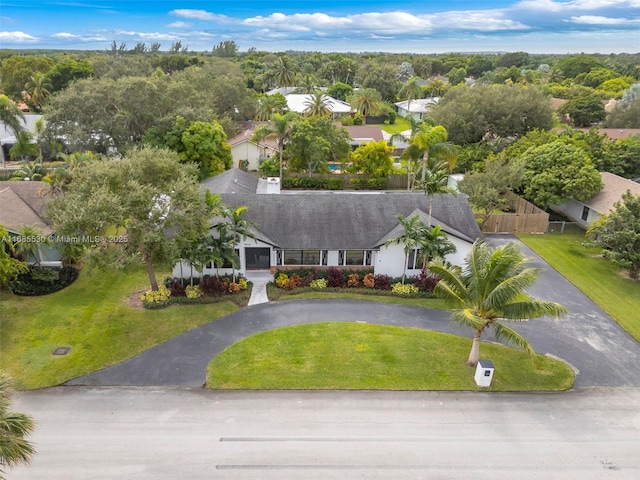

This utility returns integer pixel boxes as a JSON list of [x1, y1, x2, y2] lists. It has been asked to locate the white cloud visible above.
[[0, 31, 38, 42], [53, 32, 78, 38], [53, 32, 107, 41], [569, 14, 640, 24], [167, 21, 191, 28], [170, 9, 231, 22], [516, 0, 640, 11]]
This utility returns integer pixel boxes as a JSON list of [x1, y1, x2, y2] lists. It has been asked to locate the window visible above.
[[280, 250, 322, 265], [339, 250, 372, 266], [407, 249, 422, 270], [581, 206, 589, 222]]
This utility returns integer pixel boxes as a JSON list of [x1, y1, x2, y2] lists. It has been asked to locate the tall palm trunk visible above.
[[421, 151, 429, 182], [467, 329, 482, 366]]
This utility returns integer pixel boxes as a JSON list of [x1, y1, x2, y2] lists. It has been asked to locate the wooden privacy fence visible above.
[[481, 193, 549, 234]]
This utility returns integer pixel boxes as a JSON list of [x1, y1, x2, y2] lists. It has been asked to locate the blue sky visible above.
[[1, 0, 640, 53]]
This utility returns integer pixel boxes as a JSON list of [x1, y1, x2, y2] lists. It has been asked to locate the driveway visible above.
[[67, 236, 640, 388]]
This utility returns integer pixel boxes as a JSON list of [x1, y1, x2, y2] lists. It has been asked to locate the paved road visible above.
[[10, 387, 640, 479], [68, 236, 640, 388]]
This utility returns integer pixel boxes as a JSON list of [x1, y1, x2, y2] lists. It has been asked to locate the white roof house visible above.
[[284, 94, 352, 118], [395, 98, 440, 121]]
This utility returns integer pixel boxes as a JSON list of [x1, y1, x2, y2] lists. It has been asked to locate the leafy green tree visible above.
[[0, 373, 36, 478], [12, 225, 46, 265], [44, 58, 93, 92], [600, 136, 640, 178], [0, 226, 29, 289], [412, 123, 457, 183], [587, 191, 640, 279], [558, 95, 607, 127], [605, 97, 640, 128], [432, 85, 554, 144], [252, 111, 298, 181], [350, 140, 394, 177], [447, 67, 467, 86], [429, 241, 567, 366], [0, 55, 54, 99], [0, 95, 27, 167], [212, 41, 238, 58], [287, 117, 350, 174], [417, 224, 457, 268], [326, 82, 353, 102], [554, 55, 606, 79], [347, 88, 385, 125], [47, 146, 210, 290], [597, 77, 633, 98], [519, 141, 603, 208], [458, 157, 524, 228], [497, 52, 530, 68], [467, 55, 495, 78], [355, 61, 400, 101]]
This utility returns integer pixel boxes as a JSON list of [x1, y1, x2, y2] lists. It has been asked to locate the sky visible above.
[[1, 0, 640, 54]]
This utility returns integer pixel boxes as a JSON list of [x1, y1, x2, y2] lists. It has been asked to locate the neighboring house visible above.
[[173, 169, 481, 279], [284, 94, 352, 118], [575, 128, 640, 140], [550, 172, 640, 228], [341, 125, 385, 149], [0, 181, 62, 267], [227, 126, 278, 171], [0, 114, 42, 161], [394, 98, 439, 121]]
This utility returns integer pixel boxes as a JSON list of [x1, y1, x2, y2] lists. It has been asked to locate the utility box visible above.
[[474, 359, 495, 387], [266, 177, 281, 194]]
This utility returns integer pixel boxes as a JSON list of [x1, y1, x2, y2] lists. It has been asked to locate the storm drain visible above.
[[52, 346, 71, 356]]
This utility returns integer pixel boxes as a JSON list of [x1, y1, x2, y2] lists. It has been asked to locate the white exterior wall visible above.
[[230, 142, 273, 171], [551, 200, 601, 228]]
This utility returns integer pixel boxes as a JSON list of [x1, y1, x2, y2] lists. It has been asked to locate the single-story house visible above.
[[340, 125, 385, 149], [0, 181, 63, 267], [394, 98, 439, 121], [1, 114, 42, 163], [284, 94, 352, 119], [227, 126, 278, 171], [550, 172, 640, 228], [173, 169, 481, 279]]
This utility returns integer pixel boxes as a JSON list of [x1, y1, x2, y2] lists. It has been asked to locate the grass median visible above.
[[207, 323, 574, 391]]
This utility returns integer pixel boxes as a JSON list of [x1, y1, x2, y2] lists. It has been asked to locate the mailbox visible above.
[[474, 359, 495, 387]]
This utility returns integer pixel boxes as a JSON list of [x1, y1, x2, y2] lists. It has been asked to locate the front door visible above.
[[245, 248, 271, 269]]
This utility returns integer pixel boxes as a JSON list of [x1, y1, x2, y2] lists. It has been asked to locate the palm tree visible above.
[[209, 225, 239, 277], [415, 157, 455, 227], [24, 72, 53, 111], [429, 241, 567, 366], [302, 91, 331, 118], [223, 206, 257, 282], [417, 225, 456, 268], [0, 95, 26, 168], [274, 56, 296, 88], [398, 76, 423, 113], [0, 373, 36, 477], [296, 74, 318, 94], [385, 215, 429, 284], [412, 123, 457, 184], [252, 111, 298, 182], [9, 132, 38, 163], [255, 95, 286, 121], [13, 225, 46, 265], [347, 88, 385, 125]]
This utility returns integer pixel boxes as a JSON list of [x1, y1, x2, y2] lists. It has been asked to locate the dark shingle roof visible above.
[[219, 192, 481, 249], [0, 181, 53, 234]]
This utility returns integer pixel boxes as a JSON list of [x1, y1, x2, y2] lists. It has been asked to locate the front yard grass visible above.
[[377, 117, 411, 134], [0, 266, 238, 390], [207, 323, 574, 391], [519, 233, 640, 342]]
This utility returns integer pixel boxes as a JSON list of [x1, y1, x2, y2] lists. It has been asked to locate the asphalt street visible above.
[[10, 387, 640, 479]]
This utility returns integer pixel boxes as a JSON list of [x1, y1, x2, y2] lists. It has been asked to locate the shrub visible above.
[[284, 273, 301, 290], [310, 278, 327, 289], [185, 285, 202, 299], [8, 265, 79, 296], [141, 285, 171, 306], [347, 273, 360, 288], [363, 273, 375, 289], [282, 176, 344, 190], [238, 278, 248, 291], [327, 267, 346, 288], [228, 282, 242, 293], [374, 274, 392, 290], [169, 281, 186, 297], [275, 273, 289, 288], [391, 282, 419, 296], [413, 268, 440, 293], [349, 177, 387, 190]]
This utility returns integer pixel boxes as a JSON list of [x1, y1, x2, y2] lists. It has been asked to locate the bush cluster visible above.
[[271, 267, 440, 297], [349, 177, 387, 190], [142, 275, 249, 308], [9, 266, 79, 296], [282, 176, 344, 190]]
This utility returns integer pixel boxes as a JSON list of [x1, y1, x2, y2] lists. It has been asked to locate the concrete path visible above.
[[67, 236, 640, 388], [245, 270, 272, 306]]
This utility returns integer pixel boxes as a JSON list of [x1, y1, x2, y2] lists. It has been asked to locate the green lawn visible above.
[[0, 266, 238, 390], [377, 117, 411, 134], [519, 233, 640, 341], [207, 323, 574, 391]]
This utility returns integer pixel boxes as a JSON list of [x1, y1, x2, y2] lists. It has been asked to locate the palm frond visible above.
[[500, 300, 568, 321], [450, 309, 487, 331], [485, 267, 541, 311], [493, 322, 536, 360]]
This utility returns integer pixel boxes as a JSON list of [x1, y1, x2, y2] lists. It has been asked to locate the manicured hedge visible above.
[[9, 266, 79, 296], [282, 176, 344, 190]]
